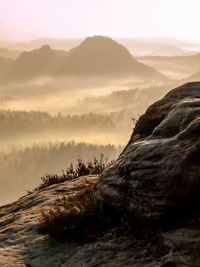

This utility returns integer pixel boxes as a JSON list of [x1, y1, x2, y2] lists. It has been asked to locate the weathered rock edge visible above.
[[1, 175, 191, 267], [95, 82, 200, 221]]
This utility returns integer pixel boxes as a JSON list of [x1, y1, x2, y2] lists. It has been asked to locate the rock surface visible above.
[[0, 176, 101, 267], [0, 175, 172, 266], [95, 82, 200, 221], [1, 174, 200, 267]]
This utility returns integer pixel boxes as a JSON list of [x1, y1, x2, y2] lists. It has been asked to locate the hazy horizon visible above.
[[1, 0, 200, 42], [1, 36, 200, 44]]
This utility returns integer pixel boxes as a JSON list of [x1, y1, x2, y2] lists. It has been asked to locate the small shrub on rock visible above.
[[35, 155, 108, 190]]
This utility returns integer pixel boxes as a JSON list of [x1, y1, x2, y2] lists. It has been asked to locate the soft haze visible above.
[[1, 0, 200, 42], [0, 0, 199, 217]]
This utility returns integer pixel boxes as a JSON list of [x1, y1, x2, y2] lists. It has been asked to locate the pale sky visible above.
[[0, 0, 200, 42]]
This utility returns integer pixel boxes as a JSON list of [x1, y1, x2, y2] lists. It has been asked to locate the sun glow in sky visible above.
[[1, 0, 200, 42]]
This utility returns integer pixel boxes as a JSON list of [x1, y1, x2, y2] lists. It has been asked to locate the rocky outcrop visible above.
[[1, 174, 200, 267], [95, 82, 200, 221]]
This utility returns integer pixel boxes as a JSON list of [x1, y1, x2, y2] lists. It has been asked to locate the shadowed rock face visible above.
[[95, 82, 200, 221]]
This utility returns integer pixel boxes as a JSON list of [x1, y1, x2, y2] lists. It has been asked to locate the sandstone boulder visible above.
[[95, 82, 200, 221]]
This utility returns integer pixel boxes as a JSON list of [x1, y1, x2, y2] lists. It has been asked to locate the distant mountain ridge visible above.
[[1, 45, 68, 82], [136, 53, 200, 79], [0, 36, 167, 83], [117, 38, 196, 56], [1, 36, 200, 56]]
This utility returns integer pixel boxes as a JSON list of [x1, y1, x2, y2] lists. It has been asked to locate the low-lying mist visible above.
[[0, 74, 179, 205], [0, 109, 134, 153], [0, 76, 174, 114]]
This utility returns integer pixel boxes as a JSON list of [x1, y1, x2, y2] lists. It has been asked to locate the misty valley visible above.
[[2, 1, 200, 265], [0, 35, 200, 205]]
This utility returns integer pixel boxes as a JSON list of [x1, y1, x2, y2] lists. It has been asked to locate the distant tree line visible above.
[[0, 110, 117, 139], [0, 141, 123, 205]]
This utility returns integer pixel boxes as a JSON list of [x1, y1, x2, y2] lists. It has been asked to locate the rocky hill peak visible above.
[[58, 35, 167, 79], [77, 35, 131, 56]]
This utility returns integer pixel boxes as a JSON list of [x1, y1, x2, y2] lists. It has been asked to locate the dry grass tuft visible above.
[[38, 181, 102, 240]]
